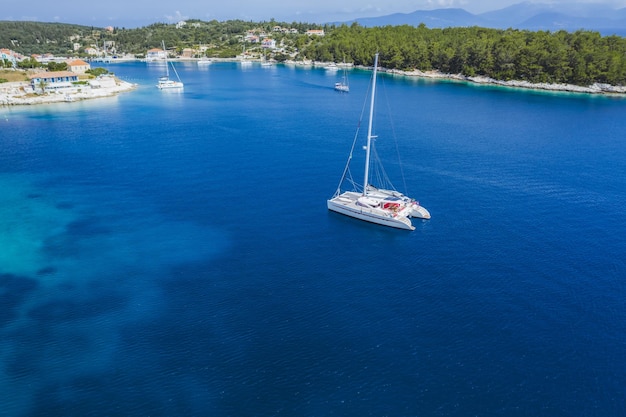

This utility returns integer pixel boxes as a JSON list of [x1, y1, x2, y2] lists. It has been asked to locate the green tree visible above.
[[47, 61, 68, 71], [17, 57, 40, 69]]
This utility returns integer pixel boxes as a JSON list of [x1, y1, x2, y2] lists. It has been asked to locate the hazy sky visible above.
[[2, 0, 626, 27]]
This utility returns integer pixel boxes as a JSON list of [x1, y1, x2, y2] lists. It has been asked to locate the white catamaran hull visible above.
[[410, 204, 431, 219], [327, 193, 415, 230], [157, 80, 184, 89]]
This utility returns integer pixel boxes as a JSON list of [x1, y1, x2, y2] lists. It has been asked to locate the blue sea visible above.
[[1, 61, 625, 416]]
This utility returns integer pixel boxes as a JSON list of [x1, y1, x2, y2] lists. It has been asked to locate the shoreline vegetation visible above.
[[1, 58, 624, 107]]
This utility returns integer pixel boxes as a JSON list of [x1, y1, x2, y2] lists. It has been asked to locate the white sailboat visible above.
[[156, 41, 184, 89], [240, 45, 252, 66], [197, 44, 212, 65], [327, 53, 430, 230], [261, 50, 273, 67], [334, 59, 350, 92]]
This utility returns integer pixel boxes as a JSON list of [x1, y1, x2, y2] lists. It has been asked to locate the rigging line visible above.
[[380, 74, 410, 195], [370, 142, 394, 190], [334, 118, 364, 194], [333, 70, 375, 195]]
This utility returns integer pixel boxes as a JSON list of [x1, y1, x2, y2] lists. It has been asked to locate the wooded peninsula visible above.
[[1, 20, 626, 87]]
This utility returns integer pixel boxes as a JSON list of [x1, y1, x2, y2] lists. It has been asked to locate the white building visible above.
[[305, 29, 325, 36], [262, 38, 277, 49], [29, 71, 79, 92], [146, 48, 167, 61]]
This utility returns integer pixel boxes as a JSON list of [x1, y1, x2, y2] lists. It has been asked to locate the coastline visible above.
[[382, 67, 626, 96], [284, 60, 626, 96], [0, 76, 137, 106], [76, 58, 626, 96], [3, 59, 625, 105]]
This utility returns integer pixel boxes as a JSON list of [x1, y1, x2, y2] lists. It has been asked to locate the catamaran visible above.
[[327, 53, 430, 230], [156, 41, 184, 89]]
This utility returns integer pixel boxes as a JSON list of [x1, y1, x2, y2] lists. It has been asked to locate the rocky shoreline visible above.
[[0, 76, 136, 106], [294, 60, 626, 95], [382, 68, 626, 95]]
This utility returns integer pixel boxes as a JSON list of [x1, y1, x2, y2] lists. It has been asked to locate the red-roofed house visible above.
[[67, 59, 90, 74], [146, 48, 166, 61], [261, 38, 276, 49]]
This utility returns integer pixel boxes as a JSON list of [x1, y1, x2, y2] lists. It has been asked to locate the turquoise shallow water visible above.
[[1, 61, 625, 416]]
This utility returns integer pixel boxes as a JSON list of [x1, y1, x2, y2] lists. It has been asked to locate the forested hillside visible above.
[[0, 20, 321, 56], [0, 21, 98, 54], [302, 24, 626, 86], [2, 20, 626, 86]]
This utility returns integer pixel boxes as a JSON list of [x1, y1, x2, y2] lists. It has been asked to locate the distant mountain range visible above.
[[334, 1, 626, 36]]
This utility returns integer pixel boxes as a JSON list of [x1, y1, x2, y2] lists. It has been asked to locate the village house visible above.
[[34, 53, 58, 64], [103, 40, 116, 55], [146, 48, 166, 61], [0, 48, 19, 67], [261, 38, 276, 49], [181, 48, 194, 58], [29, 71, 79, 92], [244, 31, 260, 43], [272, 26, 298, 34], [305, 29, 325, 36], [67, 59, 91, 74]]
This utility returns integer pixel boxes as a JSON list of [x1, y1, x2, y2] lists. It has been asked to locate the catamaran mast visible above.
[[162, 40, 170, 78], [363, 53, 379, 196]]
